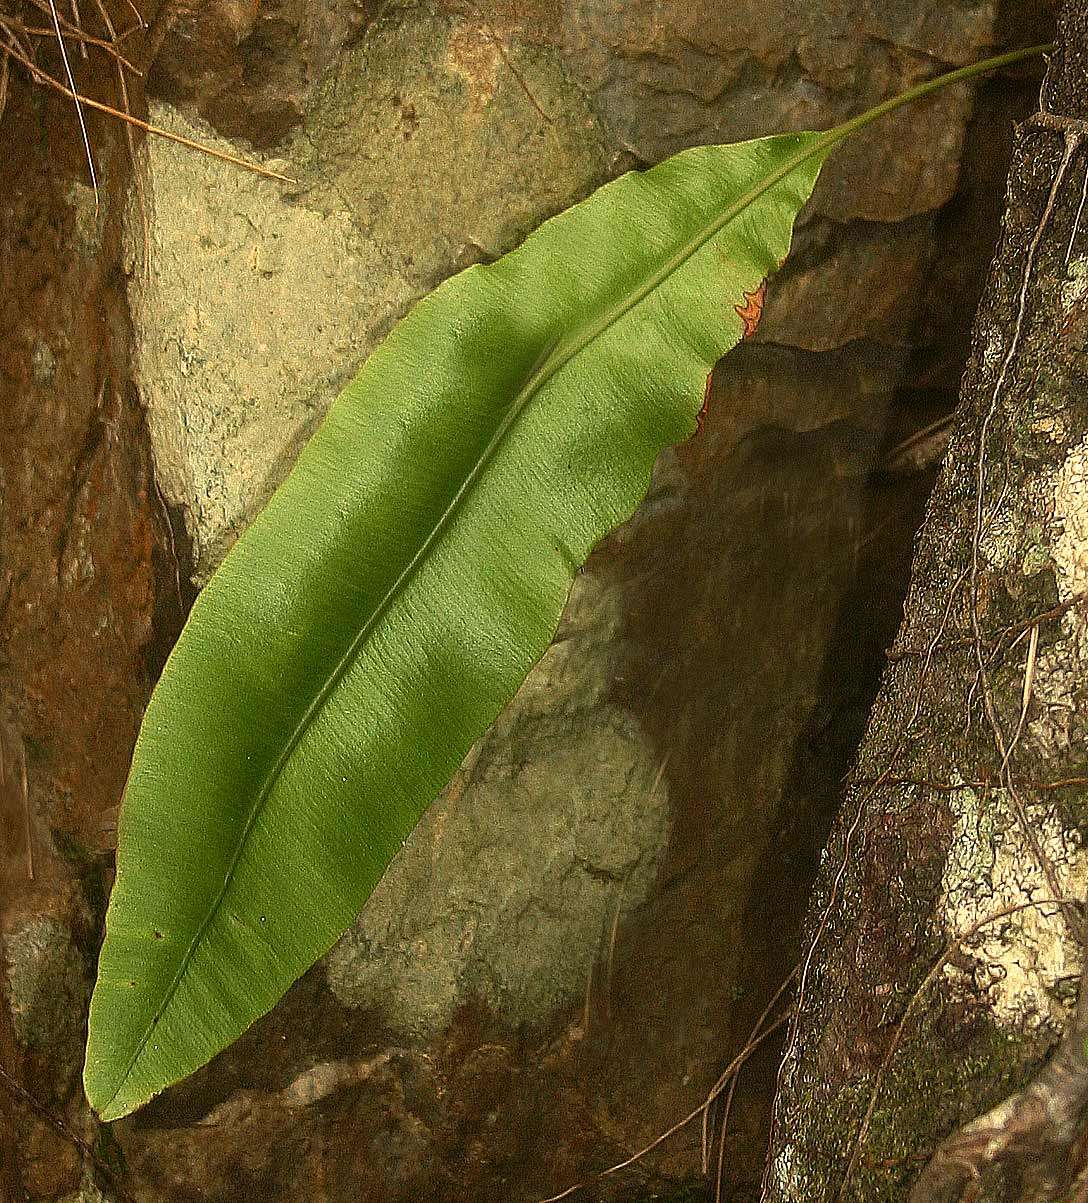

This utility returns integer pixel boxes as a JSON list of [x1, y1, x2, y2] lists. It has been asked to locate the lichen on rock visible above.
[[1053, 434, 1088, 605], [325, 570, 670, 1033], [4, 917, 88, 1085], [129, 2, 610, 583]]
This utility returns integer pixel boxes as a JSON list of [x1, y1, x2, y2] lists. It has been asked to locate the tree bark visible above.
[[767, 4, 1088, 1199]]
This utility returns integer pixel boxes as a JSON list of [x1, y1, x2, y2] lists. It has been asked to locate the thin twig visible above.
[[707, 974, 798, 1201], [704, 965, 798, 1171], [0, 16, 141, 73], [886, 590, 1088, 662], [152, 476, 183, 614], [89, 0, 148, 273], [1066, 155, 1088, 265], [763, 562, 971, 1193], [0, 1063, 138, 1203], [882, 412, 955, 471], [0, 19, 34, 67], [0, 47, 9, 127], [2, 39, 296, 181], [23, 0, 79, 35], [896, 109, 1088, 1203], [999, 621, 1038, 778], [46, 0, 98, 208], [68, 0, 86, 58], [714, 1074, 734, 1203], [852, 773, 1088, 794], [537, 1011, 792, 1203], [968, 126, 1084, 943], [460, 1, 553, 124]]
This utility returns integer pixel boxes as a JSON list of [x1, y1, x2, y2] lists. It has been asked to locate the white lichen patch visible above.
[[1029, 413, 1068, 443], [1020, 539, 1052, 578], [976, 313, 1009, 392], [324, 571, 672, 1034], [765, 1056, 825, 1203], [939, 784, 1086, 1034], [1053, 435, 1088, 605], [1061, 256, 1088, 316], [977, 502, 1023, 572], [980, 476, 1053, 575], [128, 105, 392, 584], [129, 8, 609, 582], [1026, 642, 1078, 759], [1038, 433, 1088, 753], [768, 1140, 809, 1203]]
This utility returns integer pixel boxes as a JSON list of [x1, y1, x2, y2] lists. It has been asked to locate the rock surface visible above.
[[324, 572, 671, 1036], [132, 7, 612, 581]]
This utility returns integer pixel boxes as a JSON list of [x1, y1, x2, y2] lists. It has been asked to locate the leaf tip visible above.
[[83, 1061, 143, 1123], [83, 1017, 144, 1123]]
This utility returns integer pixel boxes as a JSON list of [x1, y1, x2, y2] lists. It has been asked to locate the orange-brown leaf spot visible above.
[[734, 280, 767, 339]]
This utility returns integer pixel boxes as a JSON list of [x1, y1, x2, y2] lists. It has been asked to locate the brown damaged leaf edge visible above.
[[699, 278, 769, 432]]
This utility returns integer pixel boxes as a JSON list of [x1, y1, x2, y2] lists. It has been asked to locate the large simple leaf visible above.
[[82, 45, 1041, 1122]]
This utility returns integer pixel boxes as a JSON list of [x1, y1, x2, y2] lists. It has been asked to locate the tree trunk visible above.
[[767, 4, 1088, 1199]]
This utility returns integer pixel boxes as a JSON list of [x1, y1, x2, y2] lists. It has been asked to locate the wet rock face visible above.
[[0, 13, 171, 1199], [560, 0, 987, 218], [0, 0, 1041, 1199]]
